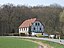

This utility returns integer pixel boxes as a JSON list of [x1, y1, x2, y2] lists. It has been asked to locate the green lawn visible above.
[[0, 37, 64, 48], [29, 39, 64, 48], [0, 37, 38, 48]]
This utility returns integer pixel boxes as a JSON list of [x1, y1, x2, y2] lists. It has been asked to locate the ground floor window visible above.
[[40, 28, 41, 30], [34, 27, 35, 30]]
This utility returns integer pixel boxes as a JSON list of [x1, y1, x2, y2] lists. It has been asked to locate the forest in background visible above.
[[0, 3, 64, 36]]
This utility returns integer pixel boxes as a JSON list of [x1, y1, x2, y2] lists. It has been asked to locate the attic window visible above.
[[38, 23, 40, 26], [35, 23, 37, 26]]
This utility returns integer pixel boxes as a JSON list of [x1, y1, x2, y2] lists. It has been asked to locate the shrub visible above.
[[60, 36, 64, 39], [36, 34, 43, 37], [13, 33, 19, 36]]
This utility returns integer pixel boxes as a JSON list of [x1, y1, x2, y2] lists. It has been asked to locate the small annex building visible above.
[[19, 18, 44, 36]]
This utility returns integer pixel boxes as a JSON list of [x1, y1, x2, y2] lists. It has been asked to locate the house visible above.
[[19, 18, 44, 36]]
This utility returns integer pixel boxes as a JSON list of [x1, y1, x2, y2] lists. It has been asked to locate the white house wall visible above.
[[19, 27, 29, 34]]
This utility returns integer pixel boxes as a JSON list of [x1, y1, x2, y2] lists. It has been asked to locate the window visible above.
[[20, 28, 21, 31], [33, 27, 35, 30], [35, 23, 40, 26], [38, 23, 40, 26], [22, 28, 23, 31], [26, 28, 27, 30], [40, 28, 41, 30], [35, 23, 37, 26], [24, 28, 25, 30]]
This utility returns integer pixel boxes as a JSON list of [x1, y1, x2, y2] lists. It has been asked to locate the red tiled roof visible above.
[[19, 18, 36, 28]]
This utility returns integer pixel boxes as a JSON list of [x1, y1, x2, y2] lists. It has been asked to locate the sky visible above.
[[0, 0, 64, 6]]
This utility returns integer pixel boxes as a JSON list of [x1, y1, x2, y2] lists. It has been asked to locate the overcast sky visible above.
[[0, 0, 64, 6]]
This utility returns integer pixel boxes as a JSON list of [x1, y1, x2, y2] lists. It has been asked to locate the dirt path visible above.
[[38, 45, 43, 48], [22, 39, 53, 48]]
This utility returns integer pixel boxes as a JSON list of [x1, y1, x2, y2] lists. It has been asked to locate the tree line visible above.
[[0, 3, 64, 36]]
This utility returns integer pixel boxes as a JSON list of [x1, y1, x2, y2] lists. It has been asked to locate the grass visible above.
[[29, 39, 64, 48], [0, 36, 64, 48], [0, 37, 38, 48]]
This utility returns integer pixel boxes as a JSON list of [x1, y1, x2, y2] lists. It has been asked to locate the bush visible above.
[[42, 36, 49, 38], [3, 33, 9, 36], [60, 36, 64, 39], [36, 34, 43, 37], [13, 33, 19, 36]]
